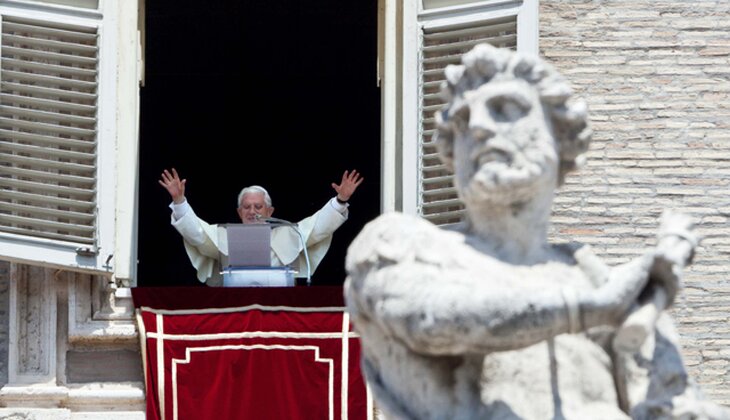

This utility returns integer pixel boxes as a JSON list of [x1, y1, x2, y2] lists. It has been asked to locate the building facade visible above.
[[541, 0, 730, 405]]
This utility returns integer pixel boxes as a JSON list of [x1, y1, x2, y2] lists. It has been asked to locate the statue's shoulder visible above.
[[346, 212, 464, 269], [349, 211, 457, 249]]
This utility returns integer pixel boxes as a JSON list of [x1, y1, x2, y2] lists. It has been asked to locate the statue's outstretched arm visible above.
[[345, 213, 657, 355]]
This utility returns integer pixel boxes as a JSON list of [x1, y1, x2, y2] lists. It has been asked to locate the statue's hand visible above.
[[652, 210, 697, 306], [657, 210, 696, 265], [612, 211, 697, 352], [594, 253, 655, 326]]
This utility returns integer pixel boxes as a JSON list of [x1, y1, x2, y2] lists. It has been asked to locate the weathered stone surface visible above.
[[66, 350, 143, 383], [0, 264, 142, 416]]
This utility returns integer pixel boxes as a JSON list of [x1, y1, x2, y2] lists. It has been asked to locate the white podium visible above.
[[217, 223, 300, 287], [222, 267, 296, 287]]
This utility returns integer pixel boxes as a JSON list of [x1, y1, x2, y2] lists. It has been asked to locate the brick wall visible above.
[[541, 0, 730, 405]]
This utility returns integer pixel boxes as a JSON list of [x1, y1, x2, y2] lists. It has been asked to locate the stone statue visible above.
[[344, 44, 729, 420]]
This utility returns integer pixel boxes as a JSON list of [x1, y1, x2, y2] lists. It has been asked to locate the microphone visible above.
[[253, 214, 311, 285], [256, 215, 296, 226]]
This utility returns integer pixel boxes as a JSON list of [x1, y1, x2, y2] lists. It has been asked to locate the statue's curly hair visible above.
[[433, 44, 592, 184]]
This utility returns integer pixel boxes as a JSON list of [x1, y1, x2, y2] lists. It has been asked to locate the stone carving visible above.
[[344, 44, 729, 419], [2, 264, 143, 416]]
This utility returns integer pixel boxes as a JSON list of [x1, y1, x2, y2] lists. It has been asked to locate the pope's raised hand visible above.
[[158, 168, 187, 204], [331, 169, 364, 202]]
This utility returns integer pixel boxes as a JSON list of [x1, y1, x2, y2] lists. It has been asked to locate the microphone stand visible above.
[[256, 216, 311, 286]]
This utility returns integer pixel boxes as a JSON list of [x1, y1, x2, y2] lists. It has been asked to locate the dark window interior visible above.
[[138, 0, 381, 286]]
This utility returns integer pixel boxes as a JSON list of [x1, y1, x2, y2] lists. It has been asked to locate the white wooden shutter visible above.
[[419, 16, 517, 225], [36, 0, 99, 8], [0, 16, 99, 247], [0, 1, 140, 280]]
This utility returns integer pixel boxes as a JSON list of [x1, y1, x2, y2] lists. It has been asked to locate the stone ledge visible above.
[[0, 382, 145, 412], [0, 409, 145, 420], [66, 382, 145, 411], [67, 321, 138, 345], [0, 386, 66, 408]]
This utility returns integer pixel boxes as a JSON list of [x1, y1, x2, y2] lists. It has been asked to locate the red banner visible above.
[[134, 287, 370, 420]]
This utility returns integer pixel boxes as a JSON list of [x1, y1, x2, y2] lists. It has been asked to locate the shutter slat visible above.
[[423, 175, 457, 186], [0, 151, 94, 173], [422, 210, 465, 225], [423, 148, 440, 159], [423, 189, 459, 200], [422, 34, 517, 56], [2, 21, 96, 43], [0, 177, 95, 199], [423, 164, 451, 175], [423, 21, 516, 40], [422, 129, 436, 138], [2, 33, 97, 56], [422, 198, 464, 210], [0, 92, 96, 114], [0, 139, 95, 162], [422, 80, 447, 91], [0, 189, 94, 210], [1, 69, 97, 90], [2, 80, 97, 102], [1, 45, 97, 67], [422, 103, 442, 114], [2, 57, 96, 78], [0, 213, 93, 233], [0, 128, 95, 150], [0, 165, 95, 187], [0, 201, 94, 223], [423, 68, 448, 77], [0, 104, 96, 127], [0, 116, 96, 138], [0, 224, 94, 244]]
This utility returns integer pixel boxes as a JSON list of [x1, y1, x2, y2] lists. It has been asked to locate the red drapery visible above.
[[133, 287, 370, 420]]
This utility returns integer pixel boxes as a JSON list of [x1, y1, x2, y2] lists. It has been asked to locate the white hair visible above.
[[237, 185, 272, 208]]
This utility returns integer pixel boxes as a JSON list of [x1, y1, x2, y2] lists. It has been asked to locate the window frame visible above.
[[379, 0, 538, 215]]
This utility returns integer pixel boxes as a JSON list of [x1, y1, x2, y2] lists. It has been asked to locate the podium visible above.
[[217, 223, 307, 287], [132, 286, 371, 420], [222, 267, 296, 287]]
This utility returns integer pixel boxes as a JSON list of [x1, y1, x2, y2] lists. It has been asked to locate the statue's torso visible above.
[[347, 213, 627, 419]]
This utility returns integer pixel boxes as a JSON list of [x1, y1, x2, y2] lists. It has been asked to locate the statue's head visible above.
[[434, 44, 591, 207]]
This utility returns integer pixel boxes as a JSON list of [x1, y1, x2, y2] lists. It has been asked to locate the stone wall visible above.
[[0, 260, 8, 387], [0, 262, 144, 418], [541, 0, 730, 405]]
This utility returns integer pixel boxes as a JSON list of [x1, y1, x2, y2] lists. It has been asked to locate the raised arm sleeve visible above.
[[168, 200, 221, 283]]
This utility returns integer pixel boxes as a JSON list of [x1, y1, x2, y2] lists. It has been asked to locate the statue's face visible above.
[[450, 79, 559, 206]]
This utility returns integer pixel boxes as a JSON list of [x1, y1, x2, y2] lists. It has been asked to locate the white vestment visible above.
[[170, 198, 348, 286]]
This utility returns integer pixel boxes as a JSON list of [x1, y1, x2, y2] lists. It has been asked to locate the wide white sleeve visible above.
[[270, 197, 348, 276], [169, 200, 208, 247], [168, 201, 221, 283], [308, 197, 348, 246]]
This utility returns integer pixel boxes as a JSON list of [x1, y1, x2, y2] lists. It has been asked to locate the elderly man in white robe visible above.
[[159, 168, 363, 286]]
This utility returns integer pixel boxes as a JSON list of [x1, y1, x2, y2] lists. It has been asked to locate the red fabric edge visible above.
[[131, 286, 346, 309]]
